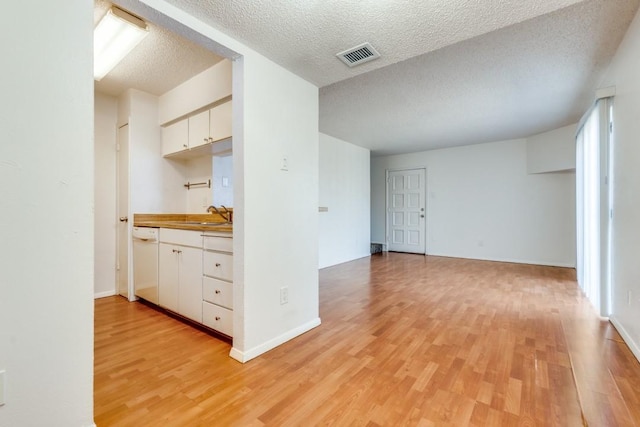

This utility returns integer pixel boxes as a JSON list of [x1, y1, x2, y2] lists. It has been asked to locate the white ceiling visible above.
[[100, 0, 639, 155]]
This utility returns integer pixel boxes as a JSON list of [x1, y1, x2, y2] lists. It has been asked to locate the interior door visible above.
[[387, 168, 426, 254], [117, 124, 130, 299]]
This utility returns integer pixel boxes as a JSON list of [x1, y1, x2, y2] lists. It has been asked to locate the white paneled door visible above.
[[387, 168, 426, 254]]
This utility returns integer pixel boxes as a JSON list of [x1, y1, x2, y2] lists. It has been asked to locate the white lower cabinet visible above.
[[203, 235, 233, 337], [203, 276, 233, 309], [178, 245, 203, 322], [158, 229, 203, 323], [156, 229, 233, 337], [158, 243, 180, 313], [202, 302, 233, 336]]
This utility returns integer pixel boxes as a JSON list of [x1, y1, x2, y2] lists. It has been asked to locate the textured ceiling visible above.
[[321, 0, 640, 155], [164, 0, 591, 87], [103, 0, 639, 155], [93, 0, 223, 97]]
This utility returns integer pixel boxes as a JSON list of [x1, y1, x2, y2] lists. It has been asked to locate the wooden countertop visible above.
[[133, 213, 233, 233]]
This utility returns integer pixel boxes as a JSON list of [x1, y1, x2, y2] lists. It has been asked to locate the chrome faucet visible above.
[[207, 205, 232, 223]]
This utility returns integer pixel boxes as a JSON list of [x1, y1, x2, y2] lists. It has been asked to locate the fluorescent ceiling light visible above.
[[94, 7, 148, 81]]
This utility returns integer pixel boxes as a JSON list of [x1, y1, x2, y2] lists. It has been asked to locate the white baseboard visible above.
[[94, 290, 116, 299], [230, 317, 321, 363], [319, 253, 371, 269], [609, 316, 640, 364], [425, 252, 575, 269]]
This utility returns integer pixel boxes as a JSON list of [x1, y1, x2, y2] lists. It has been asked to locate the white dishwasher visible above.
[[132, 226, 159, 305]]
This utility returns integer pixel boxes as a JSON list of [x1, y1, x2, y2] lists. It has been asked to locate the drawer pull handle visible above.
[[215, 289, 221, 294], [215, 263, 221, 267], [215, 316, 221, 321]]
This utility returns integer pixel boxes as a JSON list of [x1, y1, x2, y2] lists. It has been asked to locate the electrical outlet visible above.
[[281, 156, 288, 171], [0, 370, 5, 406], [280, 287, 289, 305]]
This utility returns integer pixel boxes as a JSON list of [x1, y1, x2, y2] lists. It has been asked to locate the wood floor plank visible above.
[[94, 253, 640, 426]]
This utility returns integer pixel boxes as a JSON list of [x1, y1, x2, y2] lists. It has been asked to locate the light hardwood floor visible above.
[[94, 253, 640, 426]]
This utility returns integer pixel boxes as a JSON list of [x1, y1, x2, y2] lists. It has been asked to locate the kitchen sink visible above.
[[183, 221, 230, 226]]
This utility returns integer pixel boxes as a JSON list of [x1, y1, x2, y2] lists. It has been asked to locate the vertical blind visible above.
[[575, 98, 612, 317]]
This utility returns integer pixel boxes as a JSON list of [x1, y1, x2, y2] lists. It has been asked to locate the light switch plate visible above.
[[0, 370, 5, 406]]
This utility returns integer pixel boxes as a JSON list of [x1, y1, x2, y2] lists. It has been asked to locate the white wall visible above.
[[128, 89, 163, 213], [599, 7, 640, 361], [235, 52, 319, 361], [371, 138, 576, 267], [0, 2, 94, 426], [185, 156, 213, 212], [212, 155, 234, 206], [95, 93, 118, 298], [120, 0, 321, 362], [119, 89, 189, 214], [158, 59, 232, 125], [319, 133, 371, 268], [527, 124, 576, 173]]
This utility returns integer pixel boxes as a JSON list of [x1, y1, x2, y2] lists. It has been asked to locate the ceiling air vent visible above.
[[336, 42, 380, 67]]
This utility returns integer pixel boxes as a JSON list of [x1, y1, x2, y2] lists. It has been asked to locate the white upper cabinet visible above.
[[161, 119, 189, 156], [210, 100, 232, 142], [163, 99, 233, 158], [188, 100, 233, 150], [188, 109, 211, 150], [158, 60, 233, 159]]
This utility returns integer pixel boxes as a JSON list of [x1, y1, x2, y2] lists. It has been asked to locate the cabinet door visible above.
[[209, 100, 232, 142], [179, 245, 203, 323], [188, 109, 210, 150], [161, 119, 188, 156], [158, 243, 179, 312]]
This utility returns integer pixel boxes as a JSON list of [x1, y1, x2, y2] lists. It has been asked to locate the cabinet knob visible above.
[[183, 144, 188, 148], [215, 263, 221, 267], [215, 289, 221, 294], [203, 138, 208, 142], [215, 316, 221, 321], [208, 137, 214, 143]]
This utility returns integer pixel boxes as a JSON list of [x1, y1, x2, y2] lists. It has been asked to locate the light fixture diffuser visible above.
[[94, 7, 148, 81]]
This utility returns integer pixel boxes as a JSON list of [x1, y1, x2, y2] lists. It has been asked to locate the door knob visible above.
[[119, 216, 128, 222]]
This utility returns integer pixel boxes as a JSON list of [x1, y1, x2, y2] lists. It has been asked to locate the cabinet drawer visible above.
[[159, 228, 202, 248], [203, 236, 232, 252], [203, 251, 233, 281], [203, 276, 233, 309], [202, 302, 233, 336]]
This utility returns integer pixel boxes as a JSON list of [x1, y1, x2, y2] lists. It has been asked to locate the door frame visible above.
[[385, 167, 428, 254], [116, 122, 134, 301]]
